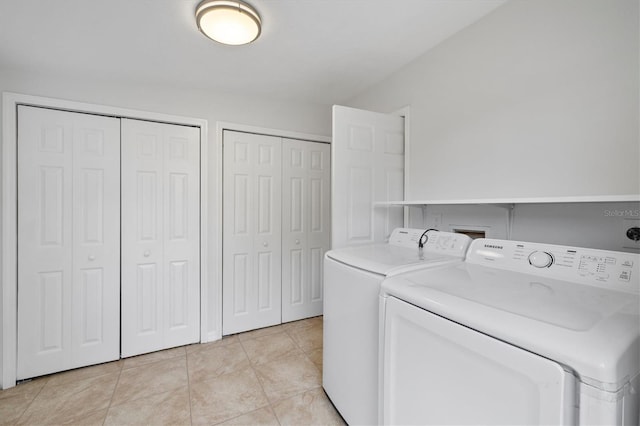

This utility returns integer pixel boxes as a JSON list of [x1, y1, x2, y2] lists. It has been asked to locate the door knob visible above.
[[88, 255, 95, 261], [144, 250, 150, 257], [295, 239, 300, 245], [263, 242, 268, 248]]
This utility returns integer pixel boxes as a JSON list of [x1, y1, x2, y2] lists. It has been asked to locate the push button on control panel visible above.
[[528, 251, 554, 268], [619, 270, 632, 282]]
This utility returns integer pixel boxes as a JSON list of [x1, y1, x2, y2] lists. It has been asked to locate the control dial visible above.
[[528, 251, 554, 268]]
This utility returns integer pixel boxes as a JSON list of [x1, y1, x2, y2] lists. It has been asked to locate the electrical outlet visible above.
[[622, 218, 640, 250]]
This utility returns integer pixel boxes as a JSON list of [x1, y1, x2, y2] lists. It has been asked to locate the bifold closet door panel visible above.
[[281, 139, 331, 322], [121, 119, 200, 357], [162, 122, 201, 350], [222, 130, 282, 335], [17, 106, 120, 379]]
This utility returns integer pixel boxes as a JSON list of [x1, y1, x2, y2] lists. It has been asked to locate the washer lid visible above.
[[326, 244, 462, 276], [381, 264, 640, 391], [326, 230, 471, 276]]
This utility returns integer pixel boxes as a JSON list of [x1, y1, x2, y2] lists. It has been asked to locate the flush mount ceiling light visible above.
[[196, 0, 261, 45]]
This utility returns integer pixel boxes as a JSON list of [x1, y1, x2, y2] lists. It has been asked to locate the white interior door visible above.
[[381, 296, 575, 425], [281, 138, 330, 322], [223, 130, 282, 335], [17, 106, 120, 379], [121, 119, 200, 357], [331, 105, 404, 249]]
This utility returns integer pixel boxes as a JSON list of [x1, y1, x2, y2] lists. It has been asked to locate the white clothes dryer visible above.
[[380, 238, 640, 425], [323, 228, 471, 425]]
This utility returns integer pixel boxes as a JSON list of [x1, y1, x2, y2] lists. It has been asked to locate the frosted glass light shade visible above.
[[196, 0, 261, 45]]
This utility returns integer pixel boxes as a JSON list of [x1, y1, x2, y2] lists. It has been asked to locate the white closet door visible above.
[[121, 119, 200, 357], [223, 131, 282, 335], [282, 139, 330, 322], [17, 106, 120, 379], [331, 105, 404, 249]]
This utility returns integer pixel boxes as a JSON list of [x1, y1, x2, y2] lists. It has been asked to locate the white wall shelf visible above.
[[375, 195, 640, 207]]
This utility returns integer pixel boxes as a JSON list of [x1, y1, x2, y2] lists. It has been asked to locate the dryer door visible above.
[[381, 296, 577, 425]]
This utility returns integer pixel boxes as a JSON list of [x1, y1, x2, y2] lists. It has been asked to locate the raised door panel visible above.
[[224, 155, 253, 323], [223, 131, 281, 335], [375, 128, 405, 243], [282, 139, 330, 322], [347, 167, 373, 242], [231, 254, 251, 315], [136, 263, 160, 334], [287, 249, 304, 306], [17, 106, 119, 379]]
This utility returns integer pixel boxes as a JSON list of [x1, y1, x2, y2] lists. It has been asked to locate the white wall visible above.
[[349, 0, 640, 251], [348, 0, 638, 200], [0, 69, 331, 136]]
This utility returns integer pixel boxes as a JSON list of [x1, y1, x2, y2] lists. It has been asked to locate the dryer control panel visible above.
[[466, 238, 639, 294]]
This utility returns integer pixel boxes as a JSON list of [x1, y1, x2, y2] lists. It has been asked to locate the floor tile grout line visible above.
[[283, 320, 323, 372], [120, 348, 186, 372], [13, 366, 122, 424], [269, 383, 325, 408], [107, 353, 188, 411], [100, 360, 124, 425], [210, 405, 278, 426], [22, 365, 124, 424], [271, 399, 285, 426], [237, 326, 286, 345], [243, 330, 307, 368], [13, 377, 48, 424], [243, 322, 324, 420], [237, 332, 276, 423], [185, 348, 194, 425], [269, 404, 283, 426], [283, 323, 308, 355]]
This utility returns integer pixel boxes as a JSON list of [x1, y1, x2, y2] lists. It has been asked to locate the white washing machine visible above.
[[323, 228, 471, 425], [380, 238, 640, 425]]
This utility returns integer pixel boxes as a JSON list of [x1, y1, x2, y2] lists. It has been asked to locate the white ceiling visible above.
[[0, 0, 507, 105]]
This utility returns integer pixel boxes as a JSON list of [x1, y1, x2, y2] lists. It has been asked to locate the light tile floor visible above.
[[0, 316, 346, 425]]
